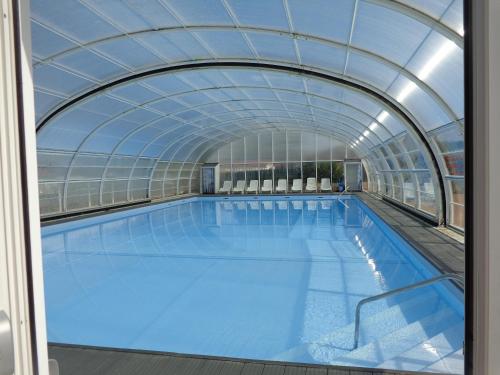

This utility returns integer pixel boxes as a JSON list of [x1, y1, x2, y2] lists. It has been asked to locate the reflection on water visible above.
[[41, 197, 462, 366]]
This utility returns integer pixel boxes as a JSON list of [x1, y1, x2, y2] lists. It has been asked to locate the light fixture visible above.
[[359, 136, 364, 141], [369, 122, 378, 131], [363, 130, 369, 137]]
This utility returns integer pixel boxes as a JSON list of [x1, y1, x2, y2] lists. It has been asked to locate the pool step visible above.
[[377, 322, 464, 373], [273, 291, 441, 362], [332, 307, 463, 369]]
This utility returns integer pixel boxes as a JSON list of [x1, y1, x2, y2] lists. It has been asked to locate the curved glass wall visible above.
[[31, 0, 464, 229]]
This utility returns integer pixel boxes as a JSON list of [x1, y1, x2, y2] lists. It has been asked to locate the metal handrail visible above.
[[353, 273, 464, 349]]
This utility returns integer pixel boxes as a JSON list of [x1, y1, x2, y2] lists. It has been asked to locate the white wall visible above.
[[472, 0, 500, 373]]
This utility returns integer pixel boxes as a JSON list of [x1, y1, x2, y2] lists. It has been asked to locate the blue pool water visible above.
[[42, 196, 464, 373]]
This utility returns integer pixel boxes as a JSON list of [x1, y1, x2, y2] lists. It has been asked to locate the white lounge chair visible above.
[[261, 179, 273, 193], [291, 179, 302, 193], [220, 180, 232, 194], [247, 180, 259, 194], [320, 178, 332, 192], [305, 178, 317, 192], [276, 179, 287, 193], [292, 200, 303, 210], [233, 180, 246, 194]]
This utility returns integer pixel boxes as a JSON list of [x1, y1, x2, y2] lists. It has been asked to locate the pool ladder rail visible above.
[[353, 272, 464, 349]]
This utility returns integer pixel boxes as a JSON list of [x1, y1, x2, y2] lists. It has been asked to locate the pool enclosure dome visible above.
[[32, 0, 464, 228]]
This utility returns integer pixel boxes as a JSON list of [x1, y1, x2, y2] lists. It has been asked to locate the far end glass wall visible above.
[[206, 131, 359, 192]]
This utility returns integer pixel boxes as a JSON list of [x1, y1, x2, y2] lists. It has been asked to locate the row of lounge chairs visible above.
[[219, 178, 336, 194]]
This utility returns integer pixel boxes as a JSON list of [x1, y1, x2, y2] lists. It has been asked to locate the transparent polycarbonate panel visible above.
[[345, 52, 399, 91], [178, 179, 190, 194], [402, 173, 417, 206], [38, 182, 65, 215], [220, 164, 232, 188], [37, 152, 73, 181], [297, 39, 346, 73], [388, 75, 452, 130], [102, 180, 128, 205], [273, 162, 287, 189], [226, 0, 289, 30], [441, 0, 464, 36], [232, 139, 245, 163], [287, 162, 302, 187], [129, 179, 149, 200], [259, 132, 273, 163], [287, 0, 355, 42], [191, 166, 201, 193], [219, 143, 231, 163], [317, 136, 331, 160], [259, 165, 273, 188], [317, 161, 331, 183], [104, 156, 135, 179], [167, 0, 233, 25], [273, 132, 286, 162], [69, 154, 108, 180], [232, 164, 246, 187], [432, 125, 464, 153], [287, 132, 301, 161], [416, 172, 437, 214], [405, 32, 464, 118], [399, 0, 453, 19], [66, 181, 100, 211], [245, 163, 259, 186], [301, 133, 316, 161], [352, 1, 430, 66], [449, 178, 465, 227], [246, 32, 297, 63]]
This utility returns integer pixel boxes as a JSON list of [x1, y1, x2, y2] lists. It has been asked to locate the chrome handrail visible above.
[[353, 273, 464, 349]]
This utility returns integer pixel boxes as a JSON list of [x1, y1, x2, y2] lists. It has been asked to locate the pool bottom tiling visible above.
[[41, 196, 464, 374]]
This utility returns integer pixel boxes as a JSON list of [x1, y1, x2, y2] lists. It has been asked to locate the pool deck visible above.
[[354, 193, 464, 275], [48, 344, 435, 375]]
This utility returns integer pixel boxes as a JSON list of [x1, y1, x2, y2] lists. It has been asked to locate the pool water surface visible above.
[[42, 196, 464, 373]]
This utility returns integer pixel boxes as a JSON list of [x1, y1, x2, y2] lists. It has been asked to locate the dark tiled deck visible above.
[[48, 344, 431, 375], [354, 193, 464, 275]]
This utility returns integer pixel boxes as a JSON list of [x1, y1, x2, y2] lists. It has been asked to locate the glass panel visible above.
[[273, 132, 286, 162], [245, 135, 259, 163], [302, 133, 316, 161], [259, 132, 273, 163], [287, 132, 301, 161], [232, 139, 245, 163], [302, 162, 316, 181], [317, 135, 331, 160], [219, 164, 232, 188], [232, 164, 246, 187], [273, 162, 287, 191], [288, 162, 302, 188]]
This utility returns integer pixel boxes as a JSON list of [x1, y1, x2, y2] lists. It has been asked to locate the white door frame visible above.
[[469, 0, 500, 374], [0, 0, 49, 374]]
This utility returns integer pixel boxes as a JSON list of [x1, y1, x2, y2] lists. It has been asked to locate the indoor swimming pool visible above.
[[41, 196, 464, 373]]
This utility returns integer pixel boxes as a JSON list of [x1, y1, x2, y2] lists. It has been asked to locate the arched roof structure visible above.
[[32, 0, 464, 227]]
